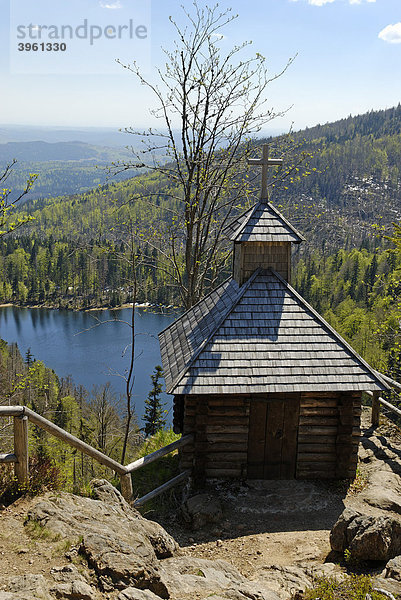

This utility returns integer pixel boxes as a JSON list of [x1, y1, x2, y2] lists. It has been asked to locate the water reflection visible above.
[[0, 306, 178, 423]]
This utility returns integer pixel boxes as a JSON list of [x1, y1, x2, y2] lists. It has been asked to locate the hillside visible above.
[[0, 141, 130, 163], [266, 105, 401, 235], [8, 104, 399, 250], [0, 140, 140, 200]]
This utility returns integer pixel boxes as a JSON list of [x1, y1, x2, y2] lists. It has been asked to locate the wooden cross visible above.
[[248, 144, 283, 201]]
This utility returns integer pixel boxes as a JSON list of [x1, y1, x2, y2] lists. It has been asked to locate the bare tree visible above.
[[88, 382, 121, 456], [117, 2, 294, 308]]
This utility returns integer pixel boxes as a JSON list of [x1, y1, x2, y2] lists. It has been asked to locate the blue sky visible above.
[[0, 0, 400, 133]]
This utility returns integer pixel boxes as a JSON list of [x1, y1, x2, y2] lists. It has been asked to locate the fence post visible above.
[[14, 415, 29, 487], [371, 391, 380, 427], [120, 472, 133, 502]]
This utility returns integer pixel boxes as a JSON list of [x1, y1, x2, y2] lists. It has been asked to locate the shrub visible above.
[[130, 428, 182, 513], [303, 574, 391, 600], [0, 456, 63, 505]]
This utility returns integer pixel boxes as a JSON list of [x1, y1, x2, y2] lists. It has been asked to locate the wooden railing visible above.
[[367, 370, 401, 427], [0, 405, 193, 505]]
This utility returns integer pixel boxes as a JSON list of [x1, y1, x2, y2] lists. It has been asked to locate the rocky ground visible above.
[[0, 407, 401, 599]]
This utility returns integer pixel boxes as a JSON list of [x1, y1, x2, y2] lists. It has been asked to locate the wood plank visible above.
[[247, 401, 267, 478], [207, 411, 250, 419], [299, 408, 339, 417], [299, 416, 339, 426], [14, 415, 28, 486], [125, 434, 194, 473], [0, 453, 17, 464], [134, 470, 190, 507], [264, 401, 285, 479], [208, 425, 249, 434], [207, 417, 249, 426], [298, 426, 338, 436], [120, 473, 133, 501], [205, 452, 248, 462], [205, 468, 242, 478], [207, 398, 249, 407], [205, 460, 247, 469], [298, 435, 337, 444], [297, 453, 336, 463], [298, 443, 336, 453], [300, 400, 338, 407], [187, 401, 249, 410], [281, 397, 299, 479], [206, 433, 249, 444], [205, 442, 248, 452], [297, 461, 336, 470], [0, 406, 24, 416]]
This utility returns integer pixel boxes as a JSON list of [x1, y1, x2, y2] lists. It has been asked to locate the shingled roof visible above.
[[159, 268, 389, 395], [224, 201, 305, 243]]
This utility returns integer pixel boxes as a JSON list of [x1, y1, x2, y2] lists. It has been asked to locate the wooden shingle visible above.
[[224, 201, 305, 243], [159, 268, 389, 395]]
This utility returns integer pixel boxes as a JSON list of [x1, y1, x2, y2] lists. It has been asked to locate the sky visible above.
[[0, 0, 400, 134]]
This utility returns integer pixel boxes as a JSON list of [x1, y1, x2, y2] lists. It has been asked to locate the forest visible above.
[[1, 103, 401, 498]]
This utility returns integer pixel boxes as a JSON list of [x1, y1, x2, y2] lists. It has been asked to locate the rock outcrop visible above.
[[0, 480, 278, 600], [181, 493, 223, 530], [330, 508, 401, 561]]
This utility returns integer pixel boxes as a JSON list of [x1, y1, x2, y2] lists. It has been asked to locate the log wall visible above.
[[296, 391, 361, 480], [177, 391, 361, 481], [233, 241, 291, 285], [180, 395, 249, 479]]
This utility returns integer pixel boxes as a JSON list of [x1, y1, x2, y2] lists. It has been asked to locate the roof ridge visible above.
[[229, 203, 256, 240], [157, 276, 232, 338], [268, 268, 390, 391], [165, 269, 262, 394], [267, 202, 306, 242]]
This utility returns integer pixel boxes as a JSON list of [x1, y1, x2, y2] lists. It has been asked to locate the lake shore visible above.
[[0, 301, 180, 313], [0, 304, 176, 420]]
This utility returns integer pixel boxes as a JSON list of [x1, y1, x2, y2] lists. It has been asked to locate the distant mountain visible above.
[[0, 123, 285, 147], [0, 139, 144, 200], [0, 141, 132, 163], [0, 125, 131, 147]]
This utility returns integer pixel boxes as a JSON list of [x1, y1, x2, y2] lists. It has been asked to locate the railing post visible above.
[[120, 472, 133, 502], [14, 415, 29, 487], [372, 391, 380, 427]]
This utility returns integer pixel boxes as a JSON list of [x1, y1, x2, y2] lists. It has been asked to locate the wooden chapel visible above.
[[158, 145, 390, 481]]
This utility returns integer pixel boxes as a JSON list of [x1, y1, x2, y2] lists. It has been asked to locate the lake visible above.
[[0, 306, 178, 425]]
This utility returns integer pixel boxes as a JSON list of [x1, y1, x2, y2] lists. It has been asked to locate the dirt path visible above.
[[0, 496, 68, 580], [156, 407, 401, 581], [1, 407, 401, 594]]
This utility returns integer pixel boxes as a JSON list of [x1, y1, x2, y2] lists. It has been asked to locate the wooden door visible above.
[[247, 396, 300, 479]]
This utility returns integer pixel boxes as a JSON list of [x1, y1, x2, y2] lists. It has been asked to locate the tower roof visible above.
[[159, 269, 389, 396], [224, 201, 305, 244]]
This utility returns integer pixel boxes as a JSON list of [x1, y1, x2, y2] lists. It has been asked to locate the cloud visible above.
[[378, 23, 401, 44], [99, 1, 122, 9]]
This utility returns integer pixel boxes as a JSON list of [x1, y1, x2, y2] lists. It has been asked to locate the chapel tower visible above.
[[227, 145, 304, 285]]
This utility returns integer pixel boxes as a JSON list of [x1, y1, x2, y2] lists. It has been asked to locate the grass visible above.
[[348, 466, 369, 495], [129, 428, 183, 514], [25, 519, 61, 542], [303, 575, 393, 600]]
